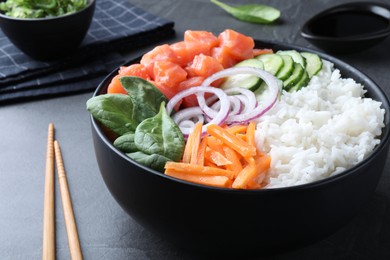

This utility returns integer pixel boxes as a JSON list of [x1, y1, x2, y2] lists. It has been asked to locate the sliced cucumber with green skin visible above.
[[220, 58, 265, 92], [283, 63, 305, 90], [277, 50, 306, 68], [256, 53, 284, 76], [276, 54, 294, 80], [301, 52, 323, 78], [289, 70, 309, 92]]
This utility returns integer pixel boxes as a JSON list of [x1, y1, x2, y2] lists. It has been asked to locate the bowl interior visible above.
[[93, 39, 390, 193]]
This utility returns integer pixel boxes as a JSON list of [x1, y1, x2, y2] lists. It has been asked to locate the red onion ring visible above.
[[200, 67, 281, 124], [166, 86, 230, 136]]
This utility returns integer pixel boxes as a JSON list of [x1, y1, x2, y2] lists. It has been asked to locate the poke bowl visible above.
[[88, 30, 390, 256]]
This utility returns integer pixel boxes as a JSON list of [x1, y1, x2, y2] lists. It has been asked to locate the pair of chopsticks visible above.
[[42, 123, 83, 260]]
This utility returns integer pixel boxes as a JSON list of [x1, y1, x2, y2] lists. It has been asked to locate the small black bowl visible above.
[[0, 0, 95, 60], [301, 2, 390, 54], [90, 40, 390, 256]]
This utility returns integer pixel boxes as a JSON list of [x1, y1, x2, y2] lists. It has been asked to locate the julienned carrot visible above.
[[233, 155, 271, 189], [165, 170, 232, 188], [190, 122, 203, 165], [164, 121, 270, 189], [222, 145, 242, 176], [182, 122, 202, 163], [165, 161, 235, 179], [226, 124, 248, 135], [207, 124, 256, 158], [205, 147, 232, 166], [194, 135, 208, 166], [246, 121, 256, 147]]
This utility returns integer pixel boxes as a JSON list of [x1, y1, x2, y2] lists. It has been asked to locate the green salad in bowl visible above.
[[0, 0, 88, 18]]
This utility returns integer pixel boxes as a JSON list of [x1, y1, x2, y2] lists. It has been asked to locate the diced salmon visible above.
[[184, 30, 220, 50], [253, 48, 274, 57], [140, 44, 179, 79], [171, 41, 212, 67], [211, 46, 238, 68], [149, 80, 178, 100], [107, 75, 127, 94], [118, 64, 150, 79], [153, 60, 188, 88], [178, 76, 205, 108], [186, 54, 224, 80], [218, 29, 255, 61]]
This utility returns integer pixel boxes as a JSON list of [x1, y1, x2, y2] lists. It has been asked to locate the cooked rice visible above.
[[255, 60, 385, 188]]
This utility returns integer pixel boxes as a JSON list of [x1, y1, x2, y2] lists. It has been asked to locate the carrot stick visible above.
[[222, 145, 242, 177], [165, 170, 232, 188], [207, 124, 256, 158], [246, 121, 256, 148], [182, 122, 202, 163], [190, 122, 203, 165], [232, 155, 271, 189], [204, 148, 232, 166], [194, 135, 208, 166], [226, 124, 247, 135], [165, 161, 235, 179]]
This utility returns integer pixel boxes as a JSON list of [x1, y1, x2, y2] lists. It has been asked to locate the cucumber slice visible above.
[[301, 52, 323, 78], [277, 50, 306, 68], [289, 70, 309, 92], [256, 53, 284, 76], [220, 59, 264, 92], [283, 63, 304, 90], [276, 54, 294, 80]]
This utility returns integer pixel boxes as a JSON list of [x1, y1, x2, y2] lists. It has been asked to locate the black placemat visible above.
[[0, 0, 175, 104]]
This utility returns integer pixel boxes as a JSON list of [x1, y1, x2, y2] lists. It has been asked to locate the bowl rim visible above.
[[91, 39, 390, 194], [301, 1, 390, 42], [0, 0, 95, 21]]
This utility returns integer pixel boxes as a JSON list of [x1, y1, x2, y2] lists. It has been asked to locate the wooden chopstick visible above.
[[54, 140, 83, 260], [43, 123, 56, 260]]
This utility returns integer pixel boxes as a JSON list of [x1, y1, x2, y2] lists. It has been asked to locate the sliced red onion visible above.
[[166, 86, 230, 136], [201, 67, 281, 124]]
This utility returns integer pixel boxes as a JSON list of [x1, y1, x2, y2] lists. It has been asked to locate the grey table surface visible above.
[[1, 0, 390, 259]]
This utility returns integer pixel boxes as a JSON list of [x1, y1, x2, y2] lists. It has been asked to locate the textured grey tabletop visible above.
[[1, 0, 390, 259]]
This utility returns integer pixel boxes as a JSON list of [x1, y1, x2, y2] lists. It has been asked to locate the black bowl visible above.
[[90, 40, 390, 256], [301, 2, 390, 54], [0, 0, 95, 60]]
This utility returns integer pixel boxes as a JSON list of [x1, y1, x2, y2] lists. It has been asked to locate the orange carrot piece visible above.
[[204, 148, 232, 166], [222, 145, 243, 177], [207, 136, 225, 155], [207, 124, 256, 158], [194, 135, 208, 166], [165, 170, 232, 188], [182, 122, 202, 163], [165, 161, 235, 179], [226, 124, 248, 135], [246, 121, 257, 148], [232, 155, 271, 189], [190, 122, 203, 165]]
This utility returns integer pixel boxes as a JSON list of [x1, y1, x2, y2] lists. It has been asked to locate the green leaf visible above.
[[86, 94, 139, 136], [127, 151, 171, 172], [120, 76, 168, 120], [134, 102, 185, 162], [211, 0, 280, 24], [113, 133, 138, 153]]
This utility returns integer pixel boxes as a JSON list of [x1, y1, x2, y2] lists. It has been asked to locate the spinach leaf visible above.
[[113, 133, 138, 153], [211, 0, 280, 24], [86, 94, 139, 136], [134, 102, 184, 162], [127, 151, 171, 172], [120, 76, 168, 120]]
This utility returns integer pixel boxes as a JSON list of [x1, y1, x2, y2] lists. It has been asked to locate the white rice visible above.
[[255, 60, 385, 188]]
